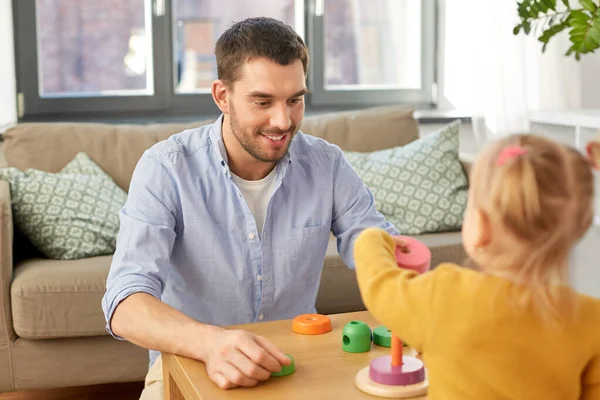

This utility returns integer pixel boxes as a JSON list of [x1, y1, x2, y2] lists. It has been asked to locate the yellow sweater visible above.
[[354, 228, 600, 400]]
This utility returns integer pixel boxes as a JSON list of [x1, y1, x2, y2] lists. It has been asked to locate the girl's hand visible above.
[[392, 236, 409, 253]]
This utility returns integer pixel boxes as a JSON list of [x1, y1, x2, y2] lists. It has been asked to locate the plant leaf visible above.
[[539, 21, 569, 42], [579, 0, 598, 12], [562, 0, 571, 8], [570, 9, 592, 21], [518, 1, 532, 19], [589, 26, 600, 42], [566, 10, 600, 59], [571, 19, 591, 27], [569, 10, 590, 21], [514, 25, 522, 35]]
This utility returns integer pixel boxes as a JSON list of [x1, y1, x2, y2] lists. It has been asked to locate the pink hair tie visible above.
[[497, 146, 528, 166]]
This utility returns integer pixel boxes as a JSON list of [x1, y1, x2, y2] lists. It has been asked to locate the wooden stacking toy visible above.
[[342, 320, 372, 353], [270, 354, 296, 377], [355, 236, 431, 398], [292, 313, 332, 335]]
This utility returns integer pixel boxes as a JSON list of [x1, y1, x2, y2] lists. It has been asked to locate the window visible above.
[[36, 0, 153, 97], [173, 0, 301, 93], [309, 0, 435, 106], [13, 0, 436, 119]]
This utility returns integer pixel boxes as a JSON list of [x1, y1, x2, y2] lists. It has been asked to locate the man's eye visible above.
[[289, 98, 302, 104], [255, 101, 270, 107]]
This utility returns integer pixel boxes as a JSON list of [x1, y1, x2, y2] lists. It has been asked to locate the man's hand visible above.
[[203, 329, 292, 389]]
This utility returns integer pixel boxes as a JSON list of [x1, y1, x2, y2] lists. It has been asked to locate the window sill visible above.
[[16, 106, 473, 126], [414, 109, 472, 124]]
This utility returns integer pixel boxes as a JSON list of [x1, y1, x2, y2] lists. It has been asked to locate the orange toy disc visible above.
[[292, 314, 332, 335]]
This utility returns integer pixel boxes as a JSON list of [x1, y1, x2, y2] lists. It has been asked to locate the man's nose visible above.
[[270, 103, 292, 132]]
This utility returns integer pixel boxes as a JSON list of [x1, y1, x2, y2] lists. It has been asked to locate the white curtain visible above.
[[0, 0, 17, 132], [443, 0, 582, 147]]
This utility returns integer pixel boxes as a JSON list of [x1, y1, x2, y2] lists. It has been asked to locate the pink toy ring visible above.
[[394, 236, 431, 274]]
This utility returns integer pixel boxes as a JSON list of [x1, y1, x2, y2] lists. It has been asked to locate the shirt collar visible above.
[[208, 114, 229, 166]]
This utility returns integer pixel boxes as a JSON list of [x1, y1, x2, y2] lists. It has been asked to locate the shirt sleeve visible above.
[[330, 149, 398, 270], [353, 227, 437, 351], [101, 150, 179, 339], [582, 353, 600, 400]]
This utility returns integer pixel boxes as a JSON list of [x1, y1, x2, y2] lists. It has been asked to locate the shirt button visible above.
[[258, 314, 264, 321], [248, 233, 255, 239], [257, 275, 263, 281]]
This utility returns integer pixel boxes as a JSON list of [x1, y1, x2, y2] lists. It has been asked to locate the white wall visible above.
[[0, 0, 17, 131], [571, 225, 600, 298], [581, 53, 600, 108]]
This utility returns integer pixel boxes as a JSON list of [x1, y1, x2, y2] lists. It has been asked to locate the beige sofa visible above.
[[0, 105, 470, 393]]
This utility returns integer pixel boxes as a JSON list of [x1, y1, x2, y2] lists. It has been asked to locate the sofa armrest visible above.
[[0, 180, 15, 346], [459, 152, 476, 181]]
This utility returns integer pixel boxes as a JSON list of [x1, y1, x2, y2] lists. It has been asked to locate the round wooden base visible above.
[[355, 367, 428, 398]]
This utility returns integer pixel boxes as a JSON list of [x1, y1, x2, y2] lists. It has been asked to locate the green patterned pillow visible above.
[[0, 153, 127, 260], [345, 120, 468, 235]]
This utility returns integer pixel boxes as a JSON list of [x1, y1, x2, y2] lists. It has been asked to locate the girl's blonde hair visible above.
[[470, 134, 594, 319]]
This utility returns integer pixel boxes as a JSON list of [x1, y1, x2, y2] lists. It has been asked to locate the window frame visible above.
[[306, 0, 437, 108], [12, 0, 438, 120], [13, 0, 171, 117]]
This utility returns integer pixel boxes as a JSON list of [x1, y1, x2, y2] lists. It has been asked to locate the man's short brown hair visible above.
[[215, 17, 309, 86]]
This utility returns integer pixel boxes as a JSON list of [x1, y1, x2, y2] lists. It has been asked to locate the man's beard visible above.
[[229, 105, 297, 163]]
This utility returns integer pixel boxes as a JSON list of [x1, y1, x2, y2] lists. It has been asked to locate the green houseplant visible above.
[[514, 1, 600, 170], [513, 0, 600, 60]]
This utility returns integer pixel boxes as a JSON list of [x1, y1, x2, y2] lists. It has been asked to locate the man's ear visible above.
[[211, 80, 230, 114]]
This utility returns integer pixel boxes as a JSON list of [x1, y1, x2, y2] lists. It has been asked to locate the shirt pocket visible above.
[[287, 222, 332, 283]]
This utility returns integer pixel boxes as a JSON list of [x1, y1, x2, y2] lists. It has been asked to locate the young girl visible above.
[[354, 134, 600, 400]]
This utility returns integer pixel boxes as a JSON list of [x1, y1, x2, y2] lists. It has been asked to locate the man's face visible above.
[[226, 57, 307, 163]]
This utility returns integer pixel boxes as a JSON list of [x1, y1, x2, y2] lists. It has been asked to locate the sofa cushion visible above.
[[11, 335, 148, 390], [11, 256, 112, 339], [0, 153, 127, 260], [344, 120, 468, 235], [2, 120, 213, 192], [300, 105, 418, 152]]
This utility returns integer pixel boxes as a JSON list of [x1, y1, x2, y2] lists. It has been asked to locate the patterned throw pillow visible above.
[[344, 120, 468, 235], [0, 153, 127, 260]]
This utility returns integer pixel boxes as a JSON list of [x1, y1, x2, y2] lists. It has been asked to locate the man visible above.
[[101, 17, 397, 399]]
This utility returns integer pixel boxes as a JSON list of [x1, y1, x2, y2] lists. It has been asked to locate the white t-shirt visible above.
[[230, 167, 277, 237]]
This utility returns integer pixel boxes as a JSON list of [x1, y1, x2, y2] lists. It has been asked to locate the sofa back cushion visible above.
[[299, 105, 418, 152], [2, 105, 418, 191], [2, 120, 211, 192]]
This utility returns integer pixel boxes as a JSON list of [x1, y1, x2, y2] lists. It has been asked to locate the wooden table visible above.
[[162, 311, 428, 400]]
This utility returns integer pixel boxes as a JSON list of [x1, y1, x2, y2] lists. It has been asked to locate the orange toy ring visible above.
[[292, 314, 332, 335]]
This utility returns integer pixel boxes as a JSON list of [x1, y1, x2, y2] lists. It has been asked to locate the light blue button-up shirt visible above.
[[101, 115, 398, 367]]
